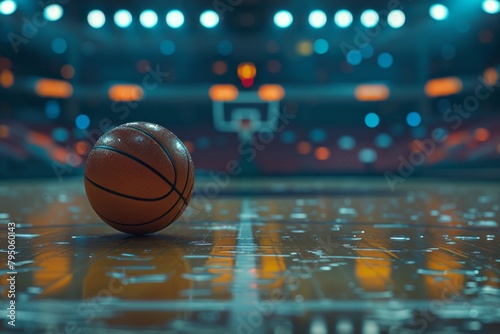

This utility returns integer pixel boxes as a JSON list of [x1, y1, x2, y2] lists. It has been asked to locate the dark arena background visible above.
[[1, 0, 500, 333]]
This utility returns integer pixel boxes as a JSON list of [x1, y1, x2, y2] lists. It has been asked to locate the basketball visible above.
[[84, 122, 194, 235]]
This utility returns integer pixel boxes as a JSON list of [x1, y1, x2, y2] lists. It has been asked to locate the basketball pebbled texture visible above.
[[84, 122, 194, 235]]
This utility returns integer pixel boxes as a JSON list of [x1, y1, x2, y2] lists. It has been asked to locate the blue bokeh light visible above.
[[310, 128, 327, 143], [377, 53, 393, 68], [313, 39, 329, 54], [45, 100, 60, 119], [365, 113, 380, 128], [347, 50, 362, 65], [75, 114, 90, 130], [51, 38, 67, 54], [407, 111, 422, 127], [281, 131, 297, 144], [160, 40, 175, 55]]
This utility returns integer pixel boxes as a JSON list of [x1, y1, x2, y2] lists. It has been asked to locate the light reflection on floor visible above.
[[0, 178, 499, 333]]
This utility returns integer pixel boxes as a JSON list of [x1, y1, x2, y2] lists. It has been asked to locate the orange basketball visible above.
[[84, 122, 194, 235]]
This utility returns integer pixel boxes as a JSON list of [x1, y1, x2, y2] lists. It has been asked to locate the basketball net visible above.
[[238, 118, 254, 143]]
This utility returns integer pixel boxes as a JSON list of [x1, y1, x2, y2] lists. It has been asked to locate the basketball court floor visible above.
[[1, 177, 499, 333]]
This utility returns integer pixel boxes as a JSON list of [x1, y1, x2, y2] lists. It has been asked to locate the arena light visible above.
[[308, 10, 327, 29], [200, 10, 219, 28], [354, 84, 390, 101], [0, 0, 17, 15], [87, 10, 105, 28], [44, 4, 63, 22], [387, 10, 405, 28], [209, 84, 238, 101], [108, 84, 144, 102], [429, 4, 449, 21], [139, 10, 158, 28], [360, 9, 379, 28], [0, 70, 14, 88], [114, 9, 132, 28], [35, 79, 73, 98], [482, 0, 500, 14], [274, 10, 293, 28], [166, 10, 184, 28], [334, 10, 353, 28], [424, 77, 463, 97], [258, 84, 285, 101]]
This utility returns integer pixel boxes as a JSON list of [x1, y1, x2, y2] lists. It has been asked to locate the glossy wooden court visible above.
[[1, 177, 499, 333]]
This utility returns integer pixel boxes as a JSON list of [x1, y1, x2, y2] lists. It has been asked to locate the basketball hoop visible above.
[[238, 118, 254, 142]]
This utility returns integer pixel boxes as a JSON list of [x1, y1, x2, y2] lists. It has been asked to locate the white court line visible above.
[[228, 198, 262, 334]]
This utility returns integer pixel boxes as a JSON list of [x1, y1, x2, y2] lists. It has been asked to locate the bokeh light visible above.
[[429, 4, 449, 21], [387, 10, 405, 28], [474, 128, 490, 142], [310, 128, 327, 143], [160, 40, 175, 55], [334, 10, 353, 28], [0, 0, 17, 15], [274, 10, 293, 28], [482, 0, 500, 14], [296, 40, 313, 57], [281, 131, 297, 144], [87, 10, 105, 28], [297, 141, 312, 155], [377, 53, 393, 68], [45, 100, 60, 119], [75, 114, 90, 130], [139, 10, 158, 28], [44, 4, 63, 22], [61, 64, 75, 79], [338, 136, 356, 150], [166, 10, 184, 28], [212, 60, 227, 75], [347, 50, 362, 65], [200, 10, 219, 28], [114, 9, 132, 28], [407, 112, 422, 127], [308, 10, 327, 29], [360, 10, 379, 28], [315, 147, 331, 161], [359, 148, 377, 164], [51, 38, 68, 54], [375, 133, 393, 148], [313, 39, 329, 54], [365, 113, 380, 128]]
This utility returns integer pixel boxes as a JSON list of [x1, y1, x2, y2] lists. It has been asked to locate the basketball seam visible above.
[[91, 145, 188, 204], [119, 124, 178, 190], [93, 189, 186, 227], [84, 173, 174, 202]]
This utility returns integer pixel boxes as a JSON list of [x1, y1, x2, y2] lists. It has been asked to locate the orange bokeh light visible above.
[[297, 141, 312, 155], [35, 79, 73, 98], [354, 84, 390, 101], [0, 70, 14, 88], [315, 147, 330, 161], [258, 84, 285, 101], [474, 128, 490, 142], [108, 84, 144, 102], [237, 63, 257, 80], [425, 77, 463, 97], [28, 132, 52, 146], [75, 141, 90, 155], [209, 84, 238, 101], [0, 125, 9, 138], [484, 67, 498, 86]]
